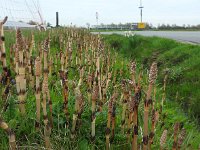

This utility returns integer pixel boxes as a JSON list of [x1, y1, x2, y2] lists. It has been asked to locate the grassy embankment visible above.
[[0, 30, 199, 149], [103, 34, 200, 122]]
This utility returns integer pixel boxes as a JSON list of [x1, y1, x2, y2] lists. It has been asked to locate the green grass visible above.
[[103, 34, 200, 122], [0, 29, 200, 149]]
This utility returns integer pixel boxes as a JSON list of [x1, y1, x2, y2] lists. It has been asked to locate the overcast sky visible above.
[[0, 0, 200, 26], [38, 0, 200, 26]]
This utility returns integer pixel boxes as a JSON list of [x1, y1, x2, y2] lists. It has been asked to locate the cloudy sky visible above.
[[39, 0, 200, 26], [1, 0, 200, 27]]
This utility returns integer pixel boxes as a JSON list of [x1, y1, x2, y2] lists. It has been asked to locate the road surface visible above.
[[92, 31, 200, 44]]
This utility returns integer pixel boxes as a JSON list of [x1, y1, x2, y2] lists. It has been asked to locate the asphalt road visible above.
[[92, 31, 200, 44]]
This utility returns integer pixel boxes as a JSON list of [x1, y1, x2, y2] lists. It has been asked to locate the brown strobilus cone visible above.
[[177, 128, 186, 150], [160, 129, 168, 150], [143, 62, 158, 150]]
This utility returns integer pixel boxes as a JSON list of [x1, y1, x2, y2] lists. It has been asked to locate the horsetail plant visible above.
[[60, 70, 70, 127], [172, 122, 180, 150], [130, 61, 136, 86], [35, 57, 41, 130], [127, 95, 134, 143], [71, 70, 84, 138], [0, 16, 8, 68], [160, 129, 168, 150], [0, 116, 17, 150], [143, 62, 157, 150], [91, 79, 99, 142], [16, 29, 26, 115], [132, 84, 142, 150], [106, 93, 117, 150], [121, 80, 129, 134], [42, 38, 52, 149], [111, 93, 118, 147], [177, 128, 186, 150]]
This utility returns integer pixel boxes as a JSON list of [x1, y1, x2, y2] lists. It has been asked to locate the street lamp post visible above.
[[138, 0, 144, 23]]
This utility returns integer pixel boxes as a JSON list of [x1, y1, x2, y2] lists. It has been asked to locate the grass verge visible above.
[[103, 34, 200, 122]]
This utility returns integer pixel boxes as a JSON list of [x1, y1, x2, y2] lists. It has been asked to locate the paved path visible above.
[[92, 31, 200, 44]]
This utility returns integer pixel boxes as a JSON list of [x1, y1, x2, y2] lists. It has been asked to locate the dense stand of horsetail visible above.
[[0, 16, 195, 149]]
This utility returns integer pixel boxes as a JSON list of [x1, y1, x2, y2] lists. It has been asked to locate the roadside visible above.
[[92, 31, 200, 44], [103, 34, 200, 122]]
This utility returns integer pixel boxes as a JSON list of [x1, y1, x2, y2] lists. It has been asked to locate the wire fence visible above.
[[0, 0, 43, 26]]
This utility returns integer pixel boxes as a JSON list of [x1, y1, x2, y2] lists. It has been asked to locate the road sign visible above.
[[138, 23, 146, 29]]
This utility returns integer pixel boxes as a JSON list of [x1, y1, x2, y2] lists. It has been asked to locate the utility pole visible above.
[[96, 12, 99, 30], [138, 0, 144, 23], [56, 12, 59, 27]]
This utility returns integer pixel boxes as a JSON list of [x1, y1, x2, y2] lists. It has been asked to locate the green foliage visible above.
[[0, 29, 200, 149], [104, 34, 200, 121]]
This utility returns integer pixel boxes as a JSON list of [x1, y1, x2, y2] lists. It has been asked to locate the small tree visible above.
[[47, 22, 52, 27], [28, 20, 37, 25]]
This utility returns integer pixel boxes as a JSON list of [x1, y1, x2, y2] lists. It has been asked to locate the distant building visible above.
[[91, 23, 147, 30], [4, 21, 36, 29]]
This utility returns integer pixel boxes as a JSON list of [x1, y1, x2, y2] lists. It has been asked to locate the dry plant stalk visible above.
[[87, 73, 93, 103], [60, 51, 65, 71], [143, 62, 157, 150], [121, 90, 129, 134], [106, 94, 114, 150], [120, 80, 128, 133], [0, 116, 17, 150], [127, 94, 134, 143], [1, 66, 12, 113], [61, 71, 70, 126], [35, 57, 41, 130], [91, 80, 99, 142], [160, 129, 168, 150], [172, 122, 180, 150], [130, 61, 136, 86], [42, 38, 51, 149], [111, 94, 117, 142], [132, 85, 141, 150], [161, 73, 168, 112], [148, 86, 159, 149], [0, 16, 8, 67], [16, 29, 26, 115], [14, 44, 19, 74], [149, 109, 159, 149], [105, 72, 112, 96], [28, 34, 35, 88], [96, 53, 103, 111], [71, 77, 84, 138]]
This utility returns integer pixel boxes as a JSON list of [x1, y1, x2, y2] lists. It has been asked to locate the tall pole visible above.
[[56, 12, 59, 27], [96, 12, 99, 30], [139, 0, 144, 23]]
